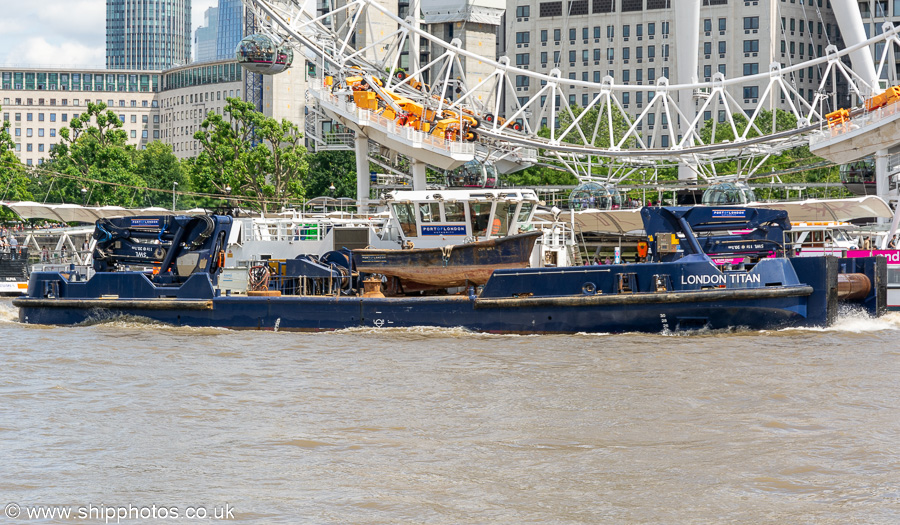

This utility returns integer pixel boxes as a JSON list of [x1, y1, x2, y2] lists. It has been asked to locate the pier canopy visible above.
[[568, 182, 622, 211], [1, 202, 176, 223], [235, 34, 293, 74]]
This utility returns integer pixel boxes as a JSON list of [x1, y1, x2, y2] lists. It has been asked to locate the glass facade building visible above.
[[195, 7, 219, 62], [106, 0, 192, 70], [216, 0, 246, 60]]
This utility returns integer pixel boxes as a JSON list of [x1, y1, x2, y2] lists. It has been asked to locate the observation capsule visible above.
[[235, 34, 294, 75]]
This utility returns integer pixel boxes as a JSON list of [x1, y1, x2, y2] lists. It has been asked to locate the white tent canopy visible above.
[[752, 196, 893, 223], [2, 202, 182, 223], [537, 196, 893, 236]]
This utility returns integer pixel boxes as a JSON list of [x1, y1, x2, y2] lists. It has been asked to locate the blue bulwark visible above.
[[422, 225, 467, 236], [131, 218, 161, 228], [711, 209, 747, 218]]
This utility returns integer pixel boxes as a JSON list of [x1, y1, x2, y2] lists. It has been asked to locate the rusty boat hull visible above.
[[351, 230, 542, 287]]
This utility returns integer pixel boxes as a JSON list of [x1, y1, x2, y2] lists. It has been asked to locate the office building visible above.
[[195, 6, 220, 62], [498, 0, 845, 136], [217, 0, 247, 60], [1, 59, 312, 164], [106, 0, 192, 70]]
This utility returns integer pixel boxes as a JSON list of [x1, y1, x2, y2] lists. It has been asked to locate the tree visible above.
[[0, 104, 32, 220], [305, 150, 358, 201], [49, 101, 146, 207], [191, 98, 308, 212], [133, 141, 187, 208]]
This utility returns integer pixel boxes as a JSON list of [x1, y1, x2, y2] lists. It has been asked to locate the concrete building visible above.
[[498, 0, 845, 133], [422, 0, 504, 109], [0, 60, 312, 164], [0, 68, 160, 166], [195, 7, 220, 63], [106, 0, 192, 70]]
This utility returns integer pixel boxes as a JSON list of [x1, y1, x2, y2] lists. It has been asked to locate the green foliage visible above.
[[504, 164, 578, 187], [0, 104, 32, 220], [133, 141, 186, 208], [48, 101, 145, 206], [190, 97, 308, 212], [305, 150, 358, 201]]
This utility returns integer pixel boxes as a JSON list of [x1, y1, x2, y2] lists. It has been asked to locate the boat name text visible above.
[[680, 273, 762, 285]]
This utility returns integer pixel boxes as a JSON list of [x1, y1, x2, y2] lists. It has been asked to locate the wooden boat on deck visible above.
[[352, 230, 542, 287]]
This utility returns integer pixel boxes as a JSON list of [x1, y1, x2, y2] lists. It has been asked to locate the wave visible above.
[[0, 300, 19, 323]]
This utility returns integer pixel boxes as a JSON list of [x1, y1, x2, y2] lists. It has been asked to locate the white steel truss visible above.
[[241, 0, 900, 184]]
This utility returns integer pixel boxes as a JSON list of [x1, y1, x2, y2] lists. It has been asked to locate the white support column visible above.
[[410, 0, 420, 73], [674, 0, 701, 181], [355, 135, 370, 211], [832, 0, 879, 96], [411, 158, 427, 190], [876, 149, 890, 224]]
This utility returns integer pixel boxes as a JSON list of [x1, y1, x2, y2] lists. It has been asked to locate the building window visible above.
[[743, 40, 760, 53], [568, 0, 589, 16], [539, 1, 562, 16], [592, 0, 614, 12], [516, 5, 530, 17], [744, 17, 759, 30], [743, 86, 759, 99]]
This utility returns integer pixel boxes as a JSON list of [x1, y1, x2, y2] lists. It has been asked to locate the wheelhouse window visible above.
[[418, 203, 440, 223], [444, 202, 466, 223], [392, 203, 418, 237], [469, 202, 492, 238]]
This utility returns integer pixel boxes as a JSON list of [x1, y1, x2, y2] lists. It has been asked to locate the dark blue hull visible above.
[[13, 254, 887, 335], [17, 292, 813, 334]]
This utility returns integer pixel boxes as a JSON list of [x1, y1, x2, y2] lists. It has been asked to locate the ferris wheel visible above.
[[236, 0, 900, 190]]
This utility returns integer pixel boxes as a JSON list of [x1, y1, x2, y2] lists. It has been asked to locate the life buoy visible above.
[[153, 246, 167, 260], [582, 282, 596, 295]]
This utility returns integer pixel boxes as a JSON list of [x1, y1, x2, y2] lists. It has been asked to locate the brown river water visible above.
[[1, 298, 899, 524]]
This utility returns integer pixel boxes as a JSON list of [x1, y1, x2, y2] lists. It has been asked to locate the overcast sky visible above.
[[0, 0, 219, 68]]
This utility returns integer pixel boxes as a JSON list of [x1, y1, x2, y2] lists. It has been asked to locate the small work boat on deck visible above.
[[352, 230, 542, 287]]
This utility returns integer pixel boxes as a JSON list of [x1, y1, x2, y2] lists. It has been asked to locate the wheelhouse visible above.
[[381, 189, 539, 247], [786, 221, 859, 257]]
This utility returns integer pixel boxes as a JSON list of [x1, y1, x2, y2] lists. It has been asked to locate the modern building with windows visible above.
[[1, 68, 160, 166], [1, 59, 313, 165], [217, 0, 247, 60], [498, 0, 846, 136], [106, 0, 192, 70], [195, 6, 220, 63]]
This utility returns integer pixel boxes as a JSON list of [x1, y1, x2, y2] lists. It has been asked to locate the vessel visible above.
[[0, 248, 28, 296], [352, 230, 542, 288], [13, 206, 887, 333]]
